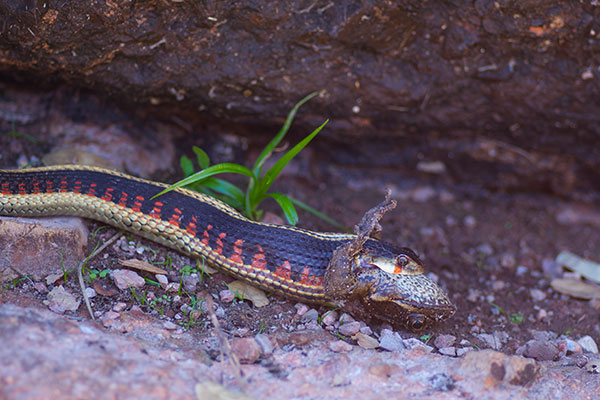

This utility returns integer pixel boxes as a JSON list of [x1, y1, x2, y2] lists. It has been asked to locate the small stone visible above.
[[434, 334, 457, 348], [565, 339, 583, 354], [294, 303, 309, 316], [403, 338, 433, 353], [456, 347, 474, 357], [338, 313, 355, 324], [411, 186, 436, 202], [156, 274, 169, 288], [254, 333, 274, 355], [360, 325, 373, 336], [492, 281, 505, 290], [301, 309, 319, 323], [536, 309, 548, 321], [85, 287, 96, 299], [47, 285, 81, 313], [354, 333, 379, 349], [33, 282, 48, 294], [438, 347, 457, 357], [530, 288, 546, 301], [163, 321, 178, 330], [181, 274, 198, 292], [321, 310, 338, 326], [476, 332, 508, 351], [379, 329, 405, 352], [445, 215, 457, 226], [578, 336, 599, 354], [476, 243, 494, 256], [338, 321, 361, 336], [515, 265, 528, 276], [112, 269, 145, 290], [231, 338, 262, 364], [500, 253, 516, 268], [329, 340, 353, 353], [464, 215, 477, 228], [466, 288, 481, 303], [113, 302, 127, 312], [522, 340, 561, 361], [219, 289, 235, 303], [541, 258, 561, 279]]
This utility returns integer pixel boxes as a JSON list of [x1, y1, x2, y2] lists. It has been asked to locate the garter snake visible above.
[[0, 165, 455, 330]]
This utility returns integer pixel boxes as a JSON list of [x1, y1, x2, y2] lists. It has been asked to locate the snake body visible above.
[[0, 165, 455, 328]]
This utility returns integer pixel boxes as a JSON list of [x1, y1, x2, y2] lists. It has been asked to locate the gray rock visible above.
[[112, 269, 145, 290], [434, 334, 457, 349], [47, 286, 80, 313], [378, 329, 405, 352], [578, 336, 599, 354], [338, 322, 361, 337]]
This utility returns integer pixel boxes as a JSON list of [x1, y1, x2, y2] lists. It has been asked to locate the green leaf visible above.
[[152, 163, 256, 199], [180, 155, 195, 177], [252, 90, 323, 176], [268, 193, 298, 225], [288, 197, 348, 232], [193, 146, 211, 169], [201, 178, 245, 209], [258, 119, 328, 196]]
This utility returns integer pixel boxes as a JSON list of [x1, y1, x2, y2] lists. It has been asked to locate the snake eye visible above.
[[407, 313, 426, 331]]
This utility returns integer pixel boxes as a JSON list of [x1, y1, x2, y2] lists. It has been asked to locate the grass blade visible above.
[[152, 163, 256, 199], [252, 90, 323, 175], [268, 193, 298, 225], [180, 155, 195, 177], [288, 197, 348, 231], [193, 146, 211, 169], [258, 119, 328, 196]]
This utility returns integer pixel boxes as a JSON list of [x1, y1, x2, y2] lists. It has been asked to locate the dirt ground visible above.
[[1, 127, 598, 353]]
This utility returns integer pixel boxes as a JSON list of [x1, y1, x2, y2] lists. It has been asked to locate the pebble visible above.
[[181, 274, 198, 292], [84, 287, 96, 299], [329, 340, 353, 353], [112, 269, 145, 290], [403, 338, 433, 353], [438, 347, 457, 357], [541, 258, 561, 279], [33, 282, 48, 294], [254, 333, 274, 355], [163, 321, 178, 330], [500, 253, 516, 268], [338, 313, 355, 324], [476, 243, 494, 256], [338, 322, 361, 336], [565, 339, 583, 354], [301, 309, 319, 323], [434, 334, 457, 349], [354, 333, 379, 349], [294, 303, 309, 316], [515, 265, 528, 277], [475, 332, 508, 351], [378, 329, 405, 352], [411, 186, 436, 202], [156, 274, 168, 288], [231, 337, 262, 364], [359, 325, 373, 336], [456, 347, 474, 357], [530, 288, 547, 301], [463, 215, 477, 228], [113, 302, 128, 312], [578, 336, 599, 354], [321, 310, 338, 326], [47, 286, 81, 313], [219, 289, 235, 303], [518, 340, 561, 361]]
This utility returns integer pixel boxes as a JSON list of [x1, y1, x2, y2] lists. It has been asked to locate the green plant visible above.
[[510, 312, 524, 324], [420, 334, 432, 343], [155, 91, 342, 228], [86, 268, 110, 283], [3, 118, 40, 144]]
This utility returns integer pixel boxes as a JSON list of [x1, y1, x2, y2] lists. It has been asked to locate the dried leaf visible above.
[[119, 259, 168, 275], [556, 251, 600, 284], [550, 278, 600, 300], [228, 280, 269, 307]]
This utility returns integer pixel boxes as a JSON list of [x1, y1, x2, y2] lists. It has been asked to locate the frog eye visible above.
[[407, 314, 426, 331], [396, 255, 410, 267]]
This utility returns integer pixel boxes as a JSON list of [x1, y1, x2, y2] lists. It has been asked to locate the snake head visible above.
[[352, 244, 456, 331]]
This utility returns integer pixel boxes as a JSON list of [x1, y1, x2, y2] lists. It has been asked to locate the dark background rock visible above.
[[0, 0, 599, 198]]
